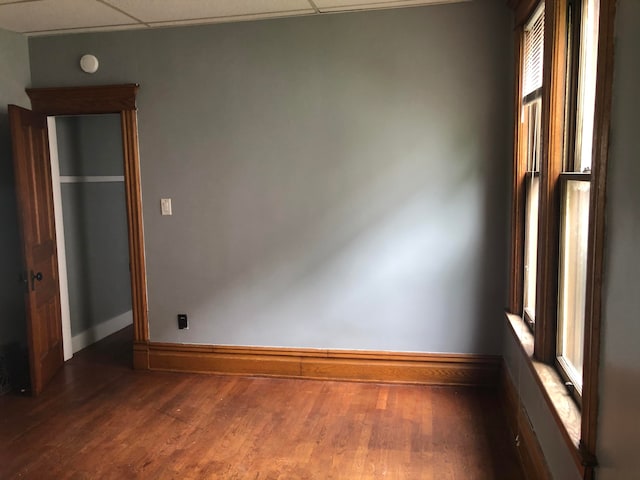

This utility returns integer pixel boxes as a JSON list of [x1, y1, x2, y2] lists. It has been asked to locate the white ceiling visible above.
[[0, 0, 469, 36]]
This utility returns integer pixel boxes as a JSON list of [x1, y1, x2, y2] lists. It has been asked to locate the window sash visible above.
[[557, 174, 590, 401], [523, 96, 543, 172], [521, 91, 543, 329], [523, 173, 540, 328], [573, 0, 599, 173]]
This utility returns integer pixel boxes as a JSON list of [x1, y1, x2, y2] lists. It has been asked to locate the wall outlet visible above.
[[177, 314, 188, 329]]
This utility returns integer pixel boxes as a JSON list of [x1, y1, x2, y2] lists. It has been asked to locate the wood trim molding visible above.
[[120, 110, 149, 347], [509, 24, 526, 315], [24, 84, 150, 369], [509, 0, 542, 27], [26, 84, 138, 115], [133, 341, 150, 371], [534, 0, 568, 363], [144, 343, 501, 387], [581, 0, 617, 468], [501, 364, 553, 480]]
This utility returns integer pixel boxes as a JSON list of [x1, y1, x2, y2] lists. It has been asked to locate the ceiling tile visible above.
[[0, 0, 39, 4], [105, 0, 315, 24], [27, 24, 146, 36], [150, 10, 314, 28], [313, 0, 468, 13], [0, 0, 138, 33]]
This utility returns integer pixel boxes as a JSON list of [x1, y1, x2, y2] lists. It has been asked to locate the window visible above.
[[508, 0, 615, 475], [556, 0, 600, 401], [521, 4, 544, 329]]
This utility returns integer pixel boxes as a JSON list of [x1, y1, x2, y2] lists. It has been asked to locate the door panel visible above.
[[9, 104, 64, 395]]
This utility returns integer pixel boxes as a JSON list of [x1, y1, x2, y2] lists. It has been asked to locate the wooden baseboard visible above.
[[142, 342, 501, 387], [500, 364, 552, 480], [133, 341, 149, 370]]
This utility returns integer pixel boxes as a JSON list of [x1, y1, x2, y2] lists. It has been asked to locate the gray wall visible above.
[[28, 0, 513, 352], [0, 28, 30, 346], [502, 1, 640, 478], [56, 115, 131, 336], [596, 0, 640, 477], [57, 114, 126, 176]]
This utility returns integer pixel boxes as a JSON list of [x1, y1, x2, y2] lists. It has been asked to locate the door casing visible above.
[[26, 84, 150, 370]]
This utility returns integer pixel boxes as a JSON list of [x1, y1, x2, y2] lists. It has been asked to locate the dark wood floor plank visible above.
[[0, 326, 524, 479]]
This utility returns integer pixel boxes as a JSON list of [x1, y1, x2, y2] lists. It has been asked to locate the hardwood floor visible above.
[[0, 327, 524, 479]]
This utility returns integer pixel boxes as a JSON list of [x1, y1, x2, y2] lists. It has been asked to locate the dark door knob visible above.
[[31, 270, 43, 291]]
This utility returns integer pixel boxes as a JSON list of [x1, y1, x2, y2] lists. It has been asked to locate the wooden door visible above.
[[9, 105, 64, 395]]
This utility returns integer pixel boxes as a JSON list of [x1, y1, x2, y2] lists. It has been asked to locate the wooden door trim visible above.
[[27, 84, 138, 115], [26, 84, 149, 369]]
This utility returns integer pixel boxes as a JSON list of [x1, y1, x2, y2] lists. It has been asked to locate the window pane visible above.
[[523, 175, 540, 321], [557, 179, 590, 391], [574, 0, 599, 172], [522, 96, 542, 324], [524, 99, 542, 172], [519, 4, 544, 327], [523, 3, 545, 97]]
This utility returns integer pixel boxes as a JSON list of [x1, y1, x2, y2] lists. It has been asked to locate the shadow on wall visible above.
[[0, 111, 27, 348], [153, 113, 509, 352], [0, 111, 29, 393], [130, 2, 515, 352]]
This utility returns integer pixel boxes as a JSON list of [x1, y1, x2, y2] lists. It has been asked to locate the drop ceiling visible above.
[[0, 0, 469, 36]]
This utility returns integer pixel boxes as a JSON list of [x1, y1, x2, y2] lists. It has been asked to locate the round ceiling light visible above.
[[80, 54, 99, 74]]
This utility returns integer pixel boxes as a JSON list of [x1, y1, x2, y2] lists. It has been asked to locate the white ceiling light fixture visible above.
[[80, 54, 99, 74]]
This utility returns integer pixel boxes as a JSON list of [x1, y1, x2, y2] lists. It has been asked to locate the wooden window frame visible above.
[[507, 0, 616, 477]]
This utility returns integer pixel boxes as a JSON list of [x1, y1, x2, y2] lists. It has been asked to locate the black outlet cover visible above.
[[177, 314, 188, 329]]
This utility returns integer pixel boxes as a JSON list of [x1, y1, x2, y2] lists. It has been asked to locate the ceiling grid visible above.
[[0, 0, 468, 36]]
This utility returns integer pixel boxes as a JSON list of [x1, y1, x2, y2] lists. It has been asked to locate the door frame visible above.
[[27, 84, 149, 369]]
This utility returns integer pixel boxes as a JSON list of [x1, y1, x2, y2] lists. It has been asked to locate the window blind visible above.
[[523, 4, 545, 98]]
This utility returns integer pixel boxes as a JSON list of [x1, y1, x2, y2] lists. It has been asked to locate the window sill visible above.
[[505, 312, 590, 474]]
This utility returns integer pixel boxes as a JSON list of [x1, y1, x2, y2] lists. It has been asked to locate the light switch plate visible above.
[[161, 198, 172, 216]]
